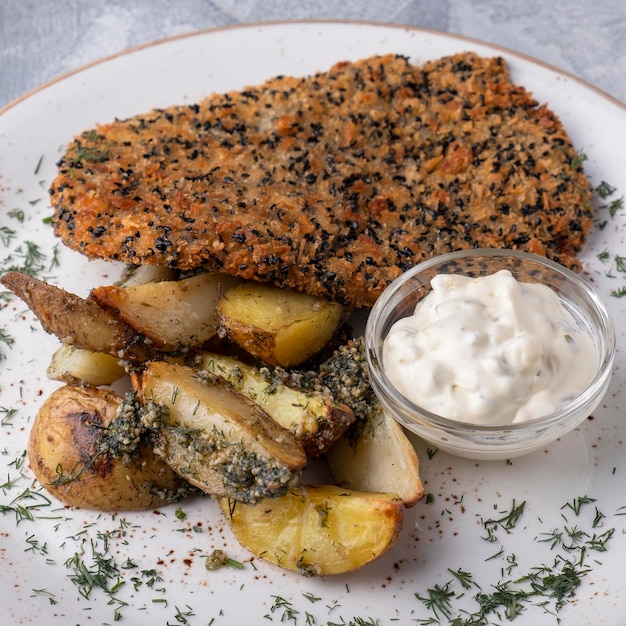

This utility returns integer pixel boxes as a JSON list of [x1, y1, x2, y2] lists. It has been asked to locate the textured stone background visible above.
[[1, 0, 625, 107]]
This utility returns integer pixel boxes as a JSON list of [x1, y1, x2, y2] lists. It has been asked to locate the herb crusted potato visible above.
[[28, 385, 189, 511], [193, 351, 355, 457], [6, 268, 423, 575], [138, 361, 307, 503]]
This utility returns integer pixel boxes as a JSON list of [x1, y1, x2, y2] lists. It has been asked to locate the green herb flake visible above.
[[595, 180, 617, 198], [426, 447, 439, 460], [570, 149, 588, 170], [605, 196, 624, 217]]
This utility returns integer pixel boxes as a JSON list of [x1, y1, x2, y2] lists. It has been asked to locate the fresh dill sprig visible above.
[[595, 180, 616, 199], [561, 495, 596, 516], [1, 240, 48, 277], [614, 255, 626, 274], [0, 406, 18, 426], [0, 226, 17, 247], [0, 329, 15, 350], [570, 149, 588, 169], [415, 582, 455, 620], [7, 208, 26, 223]]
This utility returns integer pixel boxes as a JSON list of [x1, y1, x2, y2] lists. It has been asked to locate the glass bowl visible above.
[[365, 249, 615, 460]]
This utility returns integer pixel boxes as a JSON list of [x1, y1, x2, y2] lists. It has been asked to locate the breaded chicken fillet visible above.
[[50, 52, 592, 308]]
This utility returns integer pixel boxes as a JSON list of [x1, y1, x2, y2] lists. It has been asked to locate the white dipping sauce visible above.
[[383, 270, 596, 425]]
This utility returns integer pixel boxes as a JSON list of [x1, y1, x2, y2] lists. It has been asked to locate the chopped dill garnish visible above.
[[415, 495, 619, 625], [8, 208, 25, 222], [562, 495, 596, 516], [482, 499, 526, 534], [1, 240, 47, 276], [0, 406, 18, 425], [604, 196, 624, 218], [0, 226, 17, 247], [595, 180, 616, 198], [427, 447, 439, 459], [415, 582, 455, 620], [570, 149, 588, 169], [0, 329, 15, 350]]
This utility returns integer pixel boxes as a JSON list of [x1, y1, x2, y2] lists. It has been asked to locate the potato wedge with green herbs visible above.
[[193, 351, 354, 457], [0, 271, 158, 362], [28, 385, 188, 511], [91, 272, 240, 352], [220, 485, 404, 576], [217, 282, 348, 367], [47, 343, 127, 386], [138, 361, 306, 503], [326, 409, 425, 508]]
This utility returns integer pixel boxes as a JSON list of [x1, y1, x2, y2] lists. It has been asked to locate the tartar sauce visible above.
[[383, 270, 596, 425]]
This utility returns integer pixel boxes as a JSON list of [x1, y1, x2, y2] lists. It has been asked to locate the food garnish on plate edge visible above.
[[1, 50, 592, 576]]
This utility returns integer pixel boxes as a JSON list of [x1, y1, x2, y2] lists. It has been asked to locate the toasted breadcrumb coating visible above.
[[51, 52, 592, 308]]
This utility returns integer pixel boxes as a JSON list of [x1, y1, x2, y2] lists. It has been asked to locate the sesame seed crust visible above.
[[51, 52, 592, 308]]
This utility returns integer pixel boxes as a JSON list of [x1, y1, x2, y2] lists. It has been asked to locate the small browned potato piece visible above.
[[193, 351, 354, 457], [326, 409, 425, 508], [0, 271, 158, 362], [138, 361, 306, 503], [28, 385, 188, 511], [91, 272, 240, 352], [220, 485, 404, 576], [217, 282, 348, 367]]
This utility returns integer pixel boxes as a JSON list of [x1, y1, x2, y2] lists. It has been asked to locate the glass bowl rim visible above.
[[364, 248, 616, 436]]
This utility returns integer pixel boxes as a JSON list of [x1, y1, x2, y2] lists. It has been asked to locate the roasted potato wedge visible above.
[[47, 343, 126, 386], [217, 282, 348, 367], [193, 351, 354, 457], [91, 272, 240, 352], [28, 385, 188, 511], [326, 409, 425, 508], [0, 271, 158, 362], [138, 361, 306, 503], [220, 485, 404, 576]]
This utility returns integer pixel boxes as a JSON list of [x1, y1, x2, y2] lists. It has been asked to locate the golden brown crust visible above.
[[50, 52, 592, 308]]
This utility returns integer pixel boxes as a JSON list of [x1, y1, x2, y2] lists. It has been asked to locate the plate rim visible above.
[[2, 19, 625, 118], [2, 18, 626, 626]]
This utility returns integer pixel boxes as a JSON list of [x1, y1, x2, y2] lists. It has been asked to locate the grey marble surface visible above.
[[1, 0, 625, 110]]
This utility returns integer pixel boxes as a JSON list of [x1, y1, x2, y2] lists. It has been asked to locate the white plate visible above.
[[1, 21, 626, 626]]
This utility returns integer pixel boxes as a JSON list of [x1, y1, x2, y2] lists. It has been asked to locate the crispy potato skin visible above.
[[47, 344, 126, 386], [28, 385, 186, 511], [327, 409, 425, 508], [139, 361, 306, 503], [193, 351, 354, 457], [217, 282, 348, 367], [91, 272, 240, 351], [0, 271, 157, 362], [220, 485, 404, 575]]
